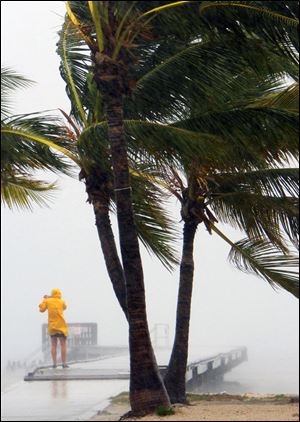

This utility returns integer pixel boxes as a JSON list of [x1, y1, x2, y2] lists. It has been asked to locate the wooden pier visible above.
[[24, 346, 247, 385], [185, 347, 248, 390]]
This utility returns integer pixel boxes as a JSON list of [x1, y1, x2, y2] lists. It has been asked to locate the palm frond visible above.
[[78, 119, 232, 171], [1, 127, 79, 168], [141, 1, 192, 17], [1, 67, 33, 120], [1, 173, 57, 211], [228, 236, 299, 298], [247, 82, 299, 113], [1, 67, 77, 210], [177, 108, 299, 168], [210, 168, 299, 198], [200, 1, 299, 27], [199, 1, 299, 65], [56, 17, 91, 125], [88, 1, 105, 52], [211, 225, 299, 298], [130, 165, 179, 271], [211, 193, 299, 250], [66, 1, 95, 49], [130, 37, 292, 122]]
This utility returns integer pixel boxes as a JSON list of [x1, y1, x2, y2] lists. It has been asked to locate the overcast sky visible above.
[[1, 1, 299, 393]]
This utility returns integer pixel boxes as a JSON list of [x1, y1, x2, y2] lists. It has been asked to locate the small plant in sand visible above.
[[156, 405, 175, 416]]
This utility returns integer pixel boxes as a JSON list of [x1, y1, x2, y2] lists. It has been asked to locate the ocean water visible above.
[[223, 346, 299, 395]]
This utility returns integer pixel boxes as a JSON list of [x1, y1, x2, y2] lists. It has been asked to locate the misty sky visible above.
[[1, 2, 299, 392]]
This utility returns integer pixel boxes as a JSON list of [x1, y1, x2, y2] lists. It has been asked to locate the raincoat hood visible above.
[[51, 288, 62, 299]]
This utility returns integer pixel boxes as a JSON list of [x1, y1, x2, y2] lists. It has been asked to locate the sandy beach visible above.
[[90, 393, 299, 421]]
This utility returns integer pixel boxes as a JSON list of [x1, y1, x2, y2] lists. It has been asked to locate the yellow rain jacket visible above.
[[39, 288, 68, 337]]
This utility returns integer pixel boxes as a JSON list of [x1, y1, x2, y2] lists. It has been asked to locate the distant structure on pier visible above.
[[151, 323, 170, 348], [42, 323, 98, 361]]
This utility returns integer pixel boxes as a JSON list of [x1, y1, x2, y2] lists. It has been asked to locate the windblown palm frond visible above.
[[2, 114, 77, 175], [1, 67, 33, 120], [56, 19, 92, 126], [1, 124, 75, 210], [209, 168, 299, 198], [177, 107, 299, 169], [205, 166, 299, 251], [130, 40, 249, 121], [1, 67, 76, 210], [130, 166, 179, 271], [228, 236, 299, 298], [200, 1, 299, 28], [1, 174, 56, 211], [78, 118, 232, 172], [129, 37, 296, 122], [199, 1, 299, 66], [211, 193, 299, 251], [248, 82, 299, 113]]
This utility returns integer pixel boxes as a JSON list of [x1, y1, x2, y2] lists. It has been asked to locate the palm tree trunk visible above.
[[164, 220, 198, 404], [84, 170, 128, 319], [96, 60, 170, 413], [93, 198, 129, 318]]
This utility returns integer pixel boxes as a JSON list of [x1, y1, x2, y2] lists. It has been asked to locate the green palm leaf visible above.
[[211, 193, 299, 251], [1, 67, 33, 120], [248, 83, 299, 113], [177, 107, 299, 168], [56, 18, 91, 125], [1, 67, 76, 210], [1, 125, 78, 169], [228, 237, 299, 298], [78, 119, 231, 171], [1, 174, 57, 211], [211, 225, 299, 298], [131, 38, 293, 122], [199, 1, 299, 65], [200, 1, 299, 27], [131, 167, 179, 271], [209, 168, 299, 198]]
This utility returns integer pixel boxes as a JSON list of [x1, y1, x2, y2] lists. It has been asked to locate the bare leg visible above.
[[59, 337, 67, 366], [50, 337, 58, 367]]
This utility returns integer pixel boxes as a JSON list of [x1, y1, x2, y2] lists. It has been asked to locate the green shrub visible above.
[[155, 405, 175, 416]]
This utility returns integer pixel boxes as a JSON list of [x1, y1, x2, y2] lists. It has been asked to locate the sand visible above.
[[89, 393, 299, 421]]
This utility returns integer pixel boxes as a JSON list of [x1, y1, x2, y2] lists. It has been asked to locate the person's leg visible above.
[[50, 337, 58, 367], [59, 336, 67, 367]]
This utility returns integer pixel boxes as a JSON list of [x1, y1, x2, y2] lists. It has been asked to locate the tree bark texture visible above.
[[84, 170, 128, 319], [164, 221, 198, 404]]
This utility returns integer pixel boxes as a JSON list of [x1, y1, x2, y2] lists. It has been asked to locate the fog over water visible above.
[[1, 1, 299, 395]]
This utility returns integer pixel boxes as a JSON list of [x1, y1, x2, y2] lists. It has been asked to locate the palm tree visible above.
[[162, 165, 298, 403], [160, 80, 299, 402], [161, 2, 299, 403]]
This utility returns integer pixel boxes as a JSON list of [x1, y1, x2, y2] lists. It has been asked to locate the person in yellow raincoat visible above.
[[39, 288, 69, 368]]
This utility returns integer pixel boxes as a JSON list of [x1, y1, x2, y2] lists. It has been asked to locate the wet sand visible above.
[[90, 393, 299, 421]]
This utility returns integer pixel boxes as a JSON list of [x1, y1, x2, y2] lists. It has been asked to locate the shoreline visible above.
[[89, 392, 299, 421]]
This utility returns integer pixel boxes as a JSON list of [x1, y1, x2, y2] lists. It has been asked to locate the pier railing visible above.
[[185, 347, 248, 391]]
